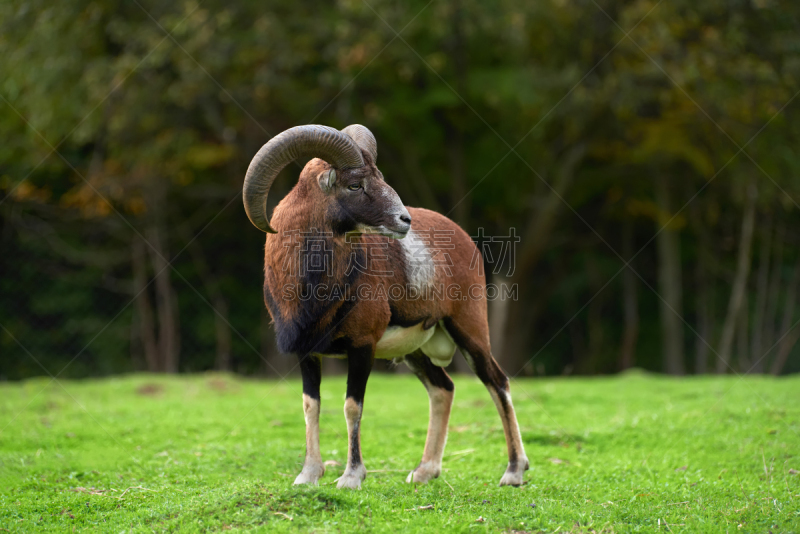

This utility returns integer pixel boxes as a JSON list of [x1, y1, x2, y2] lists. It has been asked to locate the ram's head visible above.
[[243, 124, 411, 238]]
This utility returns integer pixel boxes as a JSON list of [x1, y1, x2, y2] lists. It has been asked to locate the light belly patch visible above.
[[317, 321, 457, 367], [374, 323, 435, 360]]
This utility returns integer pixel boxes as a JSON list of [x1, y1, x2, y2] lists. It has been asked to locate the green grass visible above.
[[0, 372, 798, 533]]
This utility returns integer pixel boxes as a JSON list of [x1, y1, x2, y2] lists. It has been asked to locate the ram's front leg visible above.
[[337, 345, 374, 489], [294, 355, 325, 485]]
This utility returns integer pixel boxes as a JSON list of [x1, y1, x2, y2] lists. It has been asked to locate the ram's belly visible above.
[[374, 323, 435, 360], [315, 321, 457, 367]]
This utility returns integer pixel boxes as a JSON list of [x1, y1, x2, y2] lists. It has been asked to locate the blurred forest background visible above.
[[2, 0, 800, 380]]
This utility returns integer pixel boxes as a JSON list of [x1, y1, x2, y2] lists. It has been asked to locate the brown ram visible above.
[[243, 124, 528, 489]]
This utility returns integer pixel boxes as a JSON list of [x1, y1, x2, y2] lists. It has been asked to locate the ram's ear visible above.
[[317, 168, 337, 193]]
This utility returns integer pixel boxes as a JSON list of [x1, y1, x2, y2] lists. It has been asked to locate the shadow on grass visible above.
[[522, 432, 588, 447], [146, 483, 355, 531]]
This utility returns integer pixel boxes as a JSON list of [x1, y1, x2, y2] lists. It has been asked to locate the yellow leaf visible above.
[[184, 144, 235, 169]]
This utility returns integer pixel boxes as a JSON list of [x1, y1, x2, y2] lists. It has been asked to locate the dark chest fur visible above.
[[264, 231, 364, 355]]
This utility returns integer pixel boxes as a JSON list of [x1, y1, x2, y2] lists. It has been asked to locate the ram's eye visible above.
[[347, 184, 361, 191]]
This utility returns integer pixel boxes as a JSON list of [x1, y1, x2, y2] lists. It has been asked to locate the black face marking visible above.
[[323, 165, 404, 236], [327, 202, 358, 235]]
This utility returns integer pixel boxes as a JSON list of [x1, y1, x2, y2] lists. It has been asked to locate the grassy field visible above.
[[0, 371, 798, 533]]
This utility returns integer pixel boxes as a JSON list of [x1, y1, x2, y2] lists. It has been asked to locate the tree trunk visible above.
[[585, 254, 606, 373], [716, 183, 757, 373], [512, 145, 587, 281], [132, 235, 158, 371], [763, 222, 786, 354], [694, 255, 712, 374], [498, 144, 586, 371], [771, 328, 800, 376], [146, 204, 180, 373], [181, 227, 232, 371], [489, 274, 512, 363], [655, 179, 685, 375], [213, 299, 232, 371], [692, 205, 713, 374], [619, 221, 639, 370], [750, 215, 773, 372], [736, 293, 750, 371], [769, 258, 800, 375]]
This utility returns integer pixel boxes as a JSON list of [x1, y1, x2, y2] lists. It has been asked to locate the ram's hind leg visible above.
[[404, 350, 454, 484], [443, 317, 529, 487], [294, 354, 325, 485]]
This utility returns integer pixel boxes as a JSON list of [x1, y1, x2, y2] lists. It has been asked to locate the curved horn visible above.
[[342, 124, 377, 163], [243, 125, 365, 233]]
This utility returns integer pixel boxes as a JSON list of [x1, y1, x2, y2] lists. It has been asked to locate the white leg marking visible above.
[[294, 394, 325, 485], [407, 387, 453, 484], [337, 397, 367, 489]]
